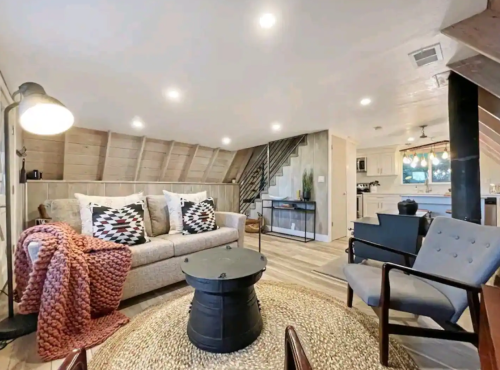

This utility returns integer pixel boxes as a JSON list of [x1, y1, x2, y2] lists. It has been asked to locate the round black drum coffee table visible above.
[[181, 246, 267, 353]]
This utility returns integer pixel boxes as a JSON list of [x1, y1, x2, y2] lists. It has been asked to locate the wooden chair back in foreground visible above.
[[285, 326, 313, 370], [58, 349, 87, 370], [59, 326, 312, 370]]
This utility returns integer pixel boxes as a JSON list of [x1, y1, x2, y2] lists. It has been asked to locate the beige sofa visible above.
[[35, 195, 246, 300]]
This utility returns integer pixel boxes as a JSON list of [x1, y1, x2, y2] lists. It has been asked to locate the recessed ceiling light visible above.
[[165, 89, 182, 101], [222, 137, 231, 145], [131, 117, 144, 129], [360, 98, 372, 106], [408, 137, 415, 142], [259, 13, 276, 29], [271, 122, 281, 131]]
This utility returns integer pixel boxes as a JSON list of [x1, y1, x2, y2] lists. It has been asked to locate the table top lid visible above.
[[181, 247, 267, 280]]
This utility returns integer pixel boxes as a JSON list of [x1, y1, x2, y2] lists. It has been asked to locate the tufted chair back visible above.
[[413, 217, 500, 322]]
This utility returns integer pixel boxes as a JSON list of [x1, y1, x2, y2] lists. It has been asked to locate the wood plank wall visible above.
[[22, 127, 252, 183], [27, 181, 240, 225]]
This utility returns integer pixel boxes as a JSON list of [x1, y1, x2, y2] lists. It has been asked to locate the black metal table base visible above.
[[187, 286, 263, 353]]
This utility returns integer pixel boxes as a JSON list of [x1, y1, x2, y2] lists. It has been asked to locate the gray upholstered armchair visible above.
[[344, 217, 500, 366]]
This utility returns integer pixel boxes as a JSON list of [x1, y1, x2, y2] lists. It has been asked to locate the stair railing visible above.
[[239, 134, 307, 215]]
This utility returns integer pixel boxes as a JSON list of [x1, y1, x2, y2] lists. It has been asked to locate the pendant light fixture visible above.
[[421, 157, 427, 167], [429, 146, 435, 161], [442, 145, 449, 159], [412, 152, 419, 163], [402, 153, 410, 164]]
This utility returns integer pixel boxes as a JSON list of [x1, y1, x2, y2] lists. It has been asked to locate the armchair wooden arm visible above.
[[285, 326, 313, 370], [348, 237, 417, 267], [57, 349, 87, 370], [381, 262, 481, 334]]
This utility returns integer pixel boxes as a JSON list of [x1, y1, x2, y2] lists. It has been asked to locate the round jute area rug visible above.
[[90, 281, 417, 370]]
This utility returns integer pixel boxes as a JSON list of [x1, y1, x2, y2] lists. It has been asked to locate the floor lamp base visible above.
[[0, 313, 38, 340]]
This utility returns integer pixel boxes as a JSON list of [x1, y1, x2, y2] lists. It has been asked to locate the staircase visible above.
[[239, 135, 307, 216]]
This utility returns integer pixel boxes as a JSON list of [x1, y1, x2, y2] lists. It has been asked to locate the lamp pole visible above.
[[0, 82, 74, 342], [0, 101, 37, 341], [4, 101, 18, 317]]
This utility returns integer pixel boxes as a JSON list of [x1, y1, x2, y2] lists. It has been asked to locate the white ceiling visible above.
[[0, 0, 487, 150]]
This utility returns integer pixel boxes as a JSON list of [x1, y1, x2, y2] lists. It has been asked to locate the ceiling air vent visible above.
[[408, 44, 443, 68]]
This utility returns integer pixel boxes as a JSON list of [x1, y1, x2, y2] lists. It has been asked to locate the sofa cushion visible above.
[[43, 199, 82, 232], [146, 195, 169, 236], [130, 237, 174, 268], [158, 226, 238, 257]]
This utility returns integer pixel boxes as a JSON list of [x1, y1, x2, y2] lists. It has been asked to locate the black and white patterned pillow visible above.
[[181, 197, 219, 235], [91, 201, 149, 246]]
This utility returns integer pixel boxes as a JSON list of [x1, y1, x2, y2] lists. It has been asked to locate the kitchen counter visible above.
[[363, 192, 500, 198]]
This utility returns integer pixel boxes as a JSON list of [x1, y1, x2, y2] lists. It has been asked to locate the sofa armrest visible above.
[[215, 212, 246, 248]]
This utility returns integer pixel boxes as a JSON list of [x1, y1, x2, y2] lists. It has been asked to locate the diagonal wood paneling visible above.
[[202, 148, 219, 182], [480, 131, 500, 155], [481, 142, 500, 165], [159, 141, 175, 181], [449, 56, 500, 99], [23, 127, 243, 183], [442, 9, 500, 64], [480, 88, 500, 118]]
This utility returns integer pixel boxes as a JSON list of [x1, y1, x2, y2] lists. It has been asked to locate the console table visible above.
[[262, 199, 316, 243]]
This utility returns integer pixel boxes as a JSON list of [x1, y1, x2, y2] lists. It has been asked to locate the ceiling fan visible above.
[[420, 125, 428, 139]]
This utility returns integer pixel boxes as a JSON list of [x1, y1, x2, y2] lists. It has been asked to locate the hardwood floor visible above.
[[0, 233, 480, 369]]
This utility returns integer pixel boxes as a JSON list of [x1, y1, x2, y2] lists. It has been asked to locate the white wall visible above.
[[357, 147, 500, 195]]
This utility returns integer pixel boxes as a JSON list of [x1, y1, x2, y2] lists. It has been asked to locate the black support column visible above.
[[448, 72, 481, 223]]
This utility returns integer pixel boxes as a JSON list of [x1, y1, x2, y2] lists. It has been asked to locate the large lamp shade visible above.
[[17, 82, 74, 135]]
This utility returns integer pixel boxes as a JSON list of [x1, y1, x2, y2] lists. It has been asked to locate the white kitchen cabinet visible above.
[[362, 195, 400, 217], [364, 198, 380, 217], [365, 152, 396, 176]]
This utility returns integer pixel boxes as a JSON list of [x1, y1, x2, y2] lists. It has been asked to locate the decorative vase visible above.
[[303, 190, 311, 201]]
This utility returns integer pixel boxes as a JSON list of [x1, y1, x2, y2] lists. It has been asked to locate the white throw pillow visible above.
[[75, 192, 144, 236], [162, 190, 207, 234]]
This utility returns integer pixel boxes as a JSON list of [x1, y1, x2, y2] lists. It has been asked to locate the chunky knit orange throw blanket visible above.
[[14, 222, 132, 361]]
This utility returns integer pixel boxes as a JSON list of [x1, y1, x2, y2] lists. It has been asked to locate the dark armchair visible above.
[[344, 217, 500, 366]]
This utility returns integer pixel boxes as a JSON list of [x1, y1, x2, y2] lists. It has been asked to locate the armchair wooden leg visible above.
[[379, 305, 389, 366], [347, 285, 353, 308]]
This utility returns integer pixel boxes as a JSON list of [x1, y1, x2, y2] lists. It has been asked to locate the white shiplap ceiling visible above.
[[0, 0, 487, 150]]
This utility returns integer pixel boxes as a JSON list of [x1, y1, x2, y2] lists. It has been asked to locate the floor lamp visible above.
[[0, 82, 74, 341]]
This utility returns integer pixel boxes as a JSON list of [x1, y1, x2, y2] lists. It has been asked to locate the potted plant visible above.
[[302, 169, 313, 201]]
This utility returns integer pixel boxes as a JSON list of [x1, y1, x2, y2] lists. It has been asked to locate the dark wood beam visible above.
[[448, 72, 481, 223], [442, 9, 500, 64], [448, 56, 500, 100]]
